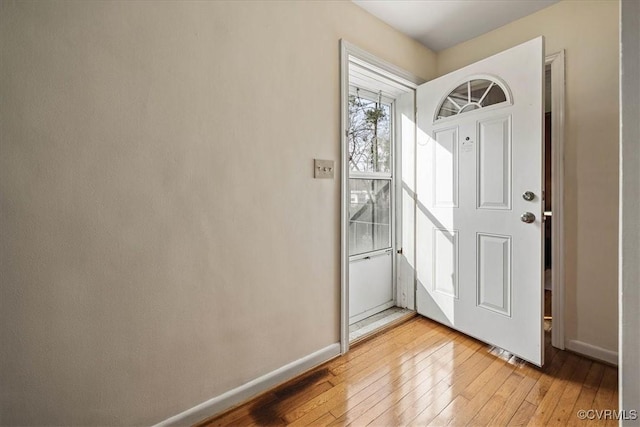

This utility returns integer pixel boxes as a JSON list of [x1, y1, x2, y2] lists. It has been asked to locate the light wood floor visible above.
[[199, 317, 618, 427]]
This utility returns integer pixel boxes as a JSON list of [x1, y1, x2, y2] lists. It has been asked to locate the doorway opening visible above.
[[347, 86, 395, 331], [544, 62, 553, 331], [340, 42, 422, 351], [346, 63, 412, 344], [546, 51, 566, 351]]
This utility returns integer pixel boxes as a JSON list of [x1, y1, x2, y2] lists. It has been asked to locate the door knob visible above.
[[522, 191, 535, 201], [521, 212, 536, 223]]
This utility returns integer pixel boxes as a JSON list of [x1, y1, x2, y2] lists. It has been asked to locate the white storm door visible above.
[[416, 37, 545, 365]]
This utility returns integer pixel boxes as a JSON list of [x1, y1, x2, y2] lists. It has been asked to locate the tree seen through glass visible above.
[[348, 90, 391, 173]]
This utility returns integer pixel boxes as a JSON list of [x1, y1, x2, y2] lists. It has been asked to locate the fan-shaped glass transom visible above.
[[436, 79, 508, 120]]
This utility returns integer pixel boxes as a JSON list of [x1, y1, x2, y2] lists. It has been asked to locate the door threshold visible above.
[[349, 307, 415, 346]]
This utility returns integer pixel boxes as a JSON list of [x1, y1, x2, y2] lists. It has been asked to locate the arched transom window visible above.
[[436, 78, 510, 121]]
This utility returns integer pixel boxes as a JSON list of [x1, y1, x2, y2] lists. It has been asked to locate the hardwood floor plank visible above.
[[311, 412, 337, 426], [284, 321, 455, 425], [199, 318, 618, 427], [591, 366, 619, 427], [526, 353, 581, 426], [333, 334, 481, 426], [370, 375, 452, 426], [487, 372, 541, 426], [582, 360, 606, 390], [326, 318, 424, 375], [199, 393, 279, 427], [524, 350, 569, 405], [211, 368, 336, 426], [425, 394, 471, 426], [508, 401, 538, 427], [325, 337, 460, 424], [460, 350, 516, 401], [368, 343, 491, 426], [301, 328, 458, 424], [407, 349, 499, 425], [319, 320, 416, 381], [329, 320, 448, 379], [566, 390, 598, 427], [446, 355, 517, 426], [546, 358, 592, 426], [566, 363, 606, 427], [493, 347, 566, 427], [467, 372, 524, 426]]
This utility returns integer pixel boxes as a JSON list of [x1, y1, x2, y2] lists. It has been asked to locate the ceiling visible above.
[[352, 0, 559, 52]]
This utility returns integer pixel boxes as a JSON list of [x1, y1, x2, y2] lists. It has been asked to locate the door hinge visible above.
[[397, 248, 403, 255]]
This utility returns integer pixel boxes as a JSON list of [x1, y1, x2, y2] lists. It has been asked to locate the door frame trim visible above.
[[339, 40, 423, 354], [546, 50, 566, 350]]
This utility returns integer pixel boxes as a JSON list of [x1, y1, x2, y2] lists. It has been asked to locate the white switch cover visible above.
[[314, 159, 335, 179]]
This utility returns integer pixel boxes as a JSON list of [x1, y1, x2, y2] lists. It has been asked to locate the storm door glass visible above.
[[347, 88, 393, 256]]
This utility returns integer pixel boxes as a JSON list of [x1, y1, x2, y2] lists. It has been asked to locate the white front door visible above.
[[415, 37, 545, 365]]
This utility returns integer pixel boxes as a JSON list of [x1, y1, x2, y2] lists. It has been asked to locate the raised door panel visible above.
[[477, 233, 512, 316], [477, 116, 512, 210]]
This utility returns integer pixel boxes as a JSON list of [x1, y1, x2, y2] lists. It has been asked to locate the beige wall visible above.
[[0, 1, 436, 425], [438, 0, 620, 356]]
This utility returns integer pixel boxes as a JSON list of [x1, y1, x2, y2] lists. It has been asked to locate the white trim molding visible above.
[[341, 41, 423, 90], [154, 343, 341, 427], [339, 41, 350, 355], [566, 340, 618, 366], [546, 50, 566, 351], [619, 0, 640, 418]]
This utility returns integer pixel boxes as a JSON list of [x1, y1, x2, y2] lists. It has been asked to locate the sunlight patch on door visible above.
[[432, 228, 459, 298]]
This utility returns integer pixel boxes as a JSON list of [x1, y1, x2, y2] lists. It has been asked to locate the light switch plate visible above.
[[314, 159, 335, 179]]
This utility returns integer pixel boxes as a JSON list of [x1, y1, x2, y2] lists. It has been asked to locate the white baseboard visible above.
[[566, 339, 619, 366], [154, 343, 341, 427]]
